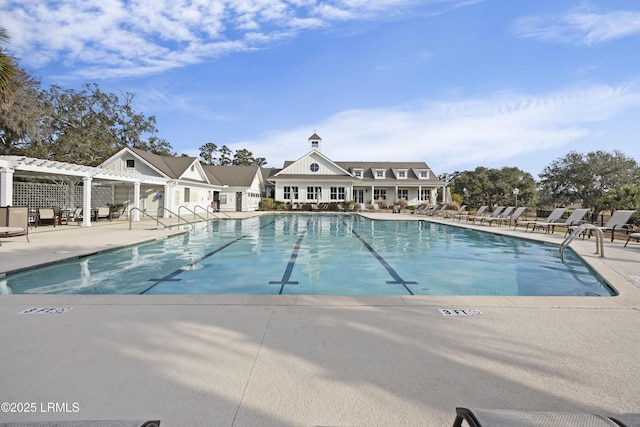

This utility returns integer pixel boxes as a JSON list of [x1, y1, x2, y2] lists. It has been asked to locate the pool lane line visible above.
[[349, 228, 417, 295], [139, 220, 276, 294], [269, 220, 310, 294]]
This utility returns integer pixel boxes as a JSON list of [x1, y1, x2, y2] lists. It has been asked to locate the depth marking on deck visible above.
[[269, 220, 310, 294], [438, 309, 484, 316], [140, 220, 276, 294], [18, 307, 73, 314], [350, 228, 417, 295]]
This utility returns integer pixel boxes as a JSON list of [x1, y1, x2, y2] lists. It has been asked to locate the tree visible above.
[[0, 28, 19, 100], [0, 66, 42, 155], [538, 150, 640, 221], [1, 29, 44, 155], [448, 166, 535, 209], [199, 142, 218, 165], [218, 145, 233, 165], [29, 83, 174, 165], [598, 185, 640, 212], [233, 148, 267, 166]]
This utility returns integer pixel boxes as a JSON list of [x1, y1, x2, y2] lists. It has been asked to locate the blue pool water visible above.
[[0, 214, 615, 296]]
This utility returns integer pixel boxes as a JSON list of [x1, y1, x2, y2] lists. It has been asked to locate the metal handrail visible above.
[[178, 205, 212, 223], [128, 207, 170, 230], [559, 223, 604, 260], [157, 207, 196, 231], [206, 204, 232, 218]]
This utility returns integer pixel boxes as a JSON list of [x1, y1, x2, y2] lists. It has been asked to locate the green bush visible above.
[[260, 198, 275, 210]]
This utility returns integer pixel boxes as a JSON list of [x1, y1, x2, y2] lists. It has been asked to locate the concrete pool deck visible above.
[[0, 212, 639, 426]]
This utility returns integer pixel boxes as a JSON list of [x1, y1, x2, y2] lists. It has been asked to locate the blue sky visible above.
[[2, 0, 640, 176]]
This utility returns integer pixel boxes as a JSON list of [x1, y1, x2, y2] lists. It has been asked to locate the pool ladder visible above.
[[559, 223, 604, 261], [128, 207, 196, 231]]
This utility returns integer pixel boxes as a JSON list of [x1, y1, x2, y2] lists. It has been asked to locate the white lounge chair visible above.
[[572, 209, 636, 242], [515, 207, 566, 232], [446, 205, 467, 219], [485, 206, 527, 227], [533, 208, 589, 234], [473, 206, 505, 224], [480, 206, 514, 225], [465, 206, 488, 222]]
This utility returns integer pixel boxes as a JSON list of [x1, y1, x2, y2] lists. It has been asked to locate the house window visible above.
[[397, 189, 408, 200], [184, 188, 191, 202], [420, 170, 429, 179], [307, 186, 322, 200], [311, 141, 319, 149], [330, 187, 345, 200], [397, 170, 407, 179], [126, 159, 135, 168], [375, 170, 385, 179], [284, 186, 299, 200], [310, 163, 319, 172], [420, 189, 430, 201], [353, 169, 363, 178], [373, 189, 386, 200]]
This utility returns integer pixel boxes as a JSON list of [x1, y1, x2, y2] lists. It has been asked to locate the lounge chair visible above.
[[452, 407, 627, 427], [480, 206, 514, 226], [430, 204, 448, 217], [532, 208, 589, 234], [514, 207, 566, 231], [72, 207, 83, 225], [472, 206, 505, 224], [446, 205, 467, 219], [465, 206, 488, 222], [36, 207, 56, 227], [0, 206, 30, 246], [624, 232, 640, 247], [417, 205, 435, 215], [485, 206, 527, 227], [571, 209, 636, 242], [96, 206, 112, 221]]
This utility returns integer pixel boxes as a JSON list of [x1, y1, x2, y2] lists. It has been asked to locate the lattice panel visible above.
[[12, 182, 113, 209]]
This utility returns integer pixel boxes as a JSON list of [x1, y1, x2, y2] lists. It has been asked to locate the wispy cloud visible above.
[[231, 83, 640, 170], [0, 0, 472, 78], [512, 4, 640, 45]]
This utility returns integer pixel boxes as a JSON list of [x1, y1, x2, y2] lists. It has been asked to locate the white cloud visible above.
[[0, 0, 475, 78], [230, 83, 640, 171], [512, 5, 640, 45]]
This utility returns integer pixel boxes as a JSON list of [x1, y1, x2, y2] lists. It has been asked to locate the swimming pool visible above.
[[0, 214, 615, 296]]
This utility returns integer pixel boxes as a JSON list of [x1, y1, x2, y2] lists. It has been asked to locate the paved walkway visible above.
[[1, 212, 639, 426]]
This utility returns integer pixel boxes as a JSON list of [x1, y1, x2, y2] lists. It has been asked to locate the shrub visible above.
[[260, 198, 275, 210]]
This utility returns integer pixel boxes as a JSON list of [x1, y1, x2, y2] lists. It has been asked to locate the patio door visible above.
[[236, 192, 242, 211], [353, 189, 364, 204]]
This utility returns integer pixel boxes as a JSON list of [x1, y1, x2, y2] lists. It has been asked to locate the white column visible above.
[[442, 185, 446, 203], [163, 183, 172, 218], [0, 167, 14, 206], [133, 182, 141, 221], [82, 176, 92, 227]]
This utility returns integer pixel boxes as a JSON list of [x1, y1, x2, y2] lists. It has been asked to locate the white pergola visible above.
[[0, 155, 168, 226]]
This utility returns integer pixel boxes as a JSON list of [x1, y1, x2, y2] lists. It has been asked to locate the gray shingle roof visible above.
[[130, 148, 197, 179], [204, 165, 260, 187]]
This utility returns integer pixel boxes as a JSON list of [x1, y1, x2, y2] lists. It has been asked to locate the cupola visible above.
[[308, 133, 322, 152]]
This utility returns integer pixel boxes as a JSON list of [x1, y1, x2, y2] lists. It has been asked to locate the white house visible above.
[[270, 134, 446, 207]]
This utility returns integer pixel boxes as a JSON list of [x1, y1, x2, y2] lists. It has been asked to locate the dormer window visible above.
[[311, 141, 319, 149], [397, 170, 407, 179], [374, 169, 385, 179], [353, 169, 363, 178], [418, 170, 429, 179]]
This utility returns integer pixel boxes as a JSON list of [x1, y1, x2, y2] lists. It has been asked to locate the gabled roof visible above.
[[204, 165, 261, 187], [275, 150, 352, 177], [129, 148, 198, 180]]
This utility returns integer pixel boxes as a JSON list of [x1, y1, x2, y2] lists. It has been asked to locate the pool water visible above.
[[0, 214, 615, 296]]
